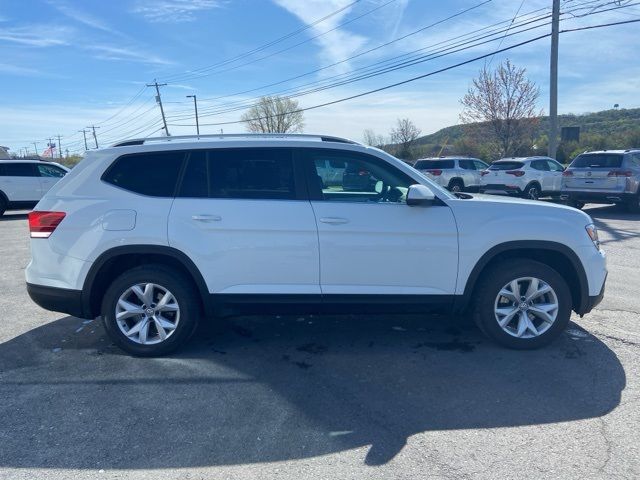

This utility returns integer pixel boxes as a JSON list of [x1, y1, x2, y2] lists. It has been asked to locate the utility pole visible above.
[[48, 137, 54, 159], [186, 95, 200, 136], [87, 125, 100, 148], [33, 142, 38, 156], [147, 80, 170, 136], [56, 134, 63, 159], [548, 0, 560, 159], [78, 129, 89, 150]]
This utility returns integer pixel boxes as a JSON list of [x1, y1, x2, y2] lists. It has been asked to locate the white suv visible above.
[[480, 156, 565, 199], [25, 134, 607, 356], [0, 160, 69, 216]]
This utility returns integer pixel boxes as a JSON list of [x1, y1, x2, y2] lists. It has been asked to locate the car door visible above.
[[546, 159, 564, 192], [304, 148, 458, 297], [37, 163, 67, 195], [168, 148, 320, 295], [458, 159, 476, 187], [530, 160, 551, 191], [0, 162, 41, 202], [473, 160, 489, 188]]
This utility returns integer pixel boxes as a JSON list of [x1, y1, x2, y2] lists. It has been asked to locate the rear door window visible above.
[[530, 160, 550, 171], [459, 160, 475, 170], [178, 148, 297, 200], [570, 154, 623, 168], [102, 151, 185, 197]]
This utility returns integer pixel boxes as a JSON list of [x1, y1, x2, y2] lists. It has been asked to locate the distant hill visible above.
[[415, 107, 640, 146]]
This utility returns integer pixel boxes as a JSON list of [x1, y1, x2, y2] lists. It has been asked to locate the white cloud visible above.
[[0, 25, 71, 47], [0, 62, 67, 78], [132, 0, 222, 23], [87, 44, 175, 66], [273, 0, 367, 74], [48, 1, 120, 35]]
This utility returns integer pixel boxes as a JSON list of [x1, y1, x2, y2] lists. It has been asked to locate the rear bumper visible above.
[[26, 283, 88, 319], [479, 184, 522, 196], [560, 191, 635, 204]]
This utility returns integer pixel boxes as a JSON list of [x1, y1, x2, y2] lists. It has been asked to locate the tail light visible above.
[[28, 211, 66, 238], [608, 170, 633, 177], [562, 170, 573, 177], [506, 170, 525, 177], [426, 169, 442, 176], [480, 170, 489, 176]]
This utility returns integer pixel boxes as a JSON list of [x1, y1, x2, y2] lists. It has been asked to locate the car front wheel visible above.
[[473, 259, 572, 349], [101, 265, 200, 356]]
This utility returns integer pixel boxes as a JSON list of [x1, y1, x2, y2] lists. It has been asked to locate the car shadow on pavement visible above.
[[585, 205, 639, 245], [0, 313, 625, 469]]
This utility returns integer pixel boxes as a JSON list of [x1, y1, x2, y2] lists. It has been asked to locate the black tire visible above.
[[448, 179, 464, 193], [0, 196, 6, 217], [566, 199, 585, 210], [626, 194, 640, 213], [523, 183, 541, 200], [472, 259, 572, 350], [101, 265, 201, 356]]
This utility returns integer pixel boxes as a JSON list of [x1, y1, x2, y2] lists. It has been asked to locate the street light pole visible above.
[[186, 95, 200, 136], [548, 0, 560, 159]]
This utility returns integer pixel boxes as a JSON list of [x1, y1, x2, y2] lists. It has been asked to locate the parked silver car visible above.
[[561, 149, 640, 212], [413, 157, 489, 192]]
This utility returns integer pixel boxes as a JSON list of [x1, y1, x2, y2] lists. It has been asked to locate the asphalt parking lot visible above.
[[0, 206, 638, 480]]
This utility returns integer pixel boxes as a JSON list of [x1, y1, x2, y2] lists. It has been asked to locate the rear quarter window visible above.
[[570, 154, 623, 168], [0, 163, 38, 176], [102, 151, 185, 197], [414, 160, 455, 169]]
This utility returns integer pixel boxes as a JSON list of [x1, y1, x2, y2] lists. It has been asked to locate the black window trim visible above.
[[0, 162, 39, 177]]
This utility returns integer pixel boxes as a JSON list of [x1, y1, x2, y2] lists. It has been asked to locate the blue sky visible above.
[[1, 0, 639, 154]]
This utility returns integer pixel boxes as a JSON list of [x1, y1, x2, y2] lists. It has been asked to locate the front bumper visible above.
[[27, 283, 88, 319], [581, 273, 606, 315]]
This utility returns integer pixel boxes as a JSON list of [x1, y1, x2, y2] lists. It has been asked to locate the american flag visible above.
[[42, 143, 56, 158]]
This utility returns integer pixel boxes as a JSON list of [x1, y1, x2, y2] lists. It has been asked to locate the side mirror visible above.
[[406, 184, 435, 206]]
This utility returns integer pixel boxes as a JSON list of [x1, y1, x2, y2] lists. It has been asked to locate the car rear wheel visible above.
[[626, 194, 640, 213], [101, 265, 200, 356], [0, 197, 6, 217], [473, 259, 572, 349], [524, 183, 540, 200], [448, 179, 464, 193]]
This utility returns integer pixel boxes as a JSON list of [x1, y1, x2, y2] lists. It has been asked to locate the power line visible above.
[[160, 0, 364, 83], [172, 17, 639, 129]]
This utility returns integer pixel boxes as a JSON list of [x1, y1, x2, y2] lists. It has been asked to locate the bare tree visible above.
[[389, 118, 421, 159], [460, 59, 540, 158], [241, 96, 304, 133], [362, 129, 386, 147]]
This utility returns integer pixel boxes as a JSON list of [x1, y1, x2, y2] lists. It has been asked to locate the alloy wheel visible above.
[[115, 282, 180, 345], [494, 276, 559, 339]]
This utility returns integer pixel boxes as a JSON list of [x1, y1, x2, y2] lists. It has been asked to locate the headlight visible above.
[[585, 223, 600, 250]]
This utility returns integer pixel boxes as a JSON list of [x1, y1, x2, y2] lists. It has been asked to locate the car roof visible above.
[[494, 156, 553, 162], [109, 133, 359, 148], [580, 150, 634, 155]]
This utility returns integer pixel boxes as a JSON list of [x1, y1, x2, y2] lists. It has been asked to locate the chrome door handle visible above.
[[192, 214, 222, 222], [319, 217, 349, 225]]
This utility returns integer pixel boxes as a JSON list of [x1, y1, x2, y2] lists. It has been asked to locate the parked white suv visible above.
[[413, 157, 489, 193], [25, 134, 606, 356], [480, 156, 565, 199], [0, 160, 69, 216]]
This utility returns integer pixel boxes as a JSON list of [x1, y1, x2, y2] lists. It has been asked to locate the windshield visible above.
[[489, 161, 524, 170], [570, 154, 623, 168], [414, 159, 455, 170]]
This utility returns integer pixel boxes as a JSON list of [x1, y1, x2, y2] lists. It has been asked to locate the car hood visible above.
[[447, 193, 593, 223]]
